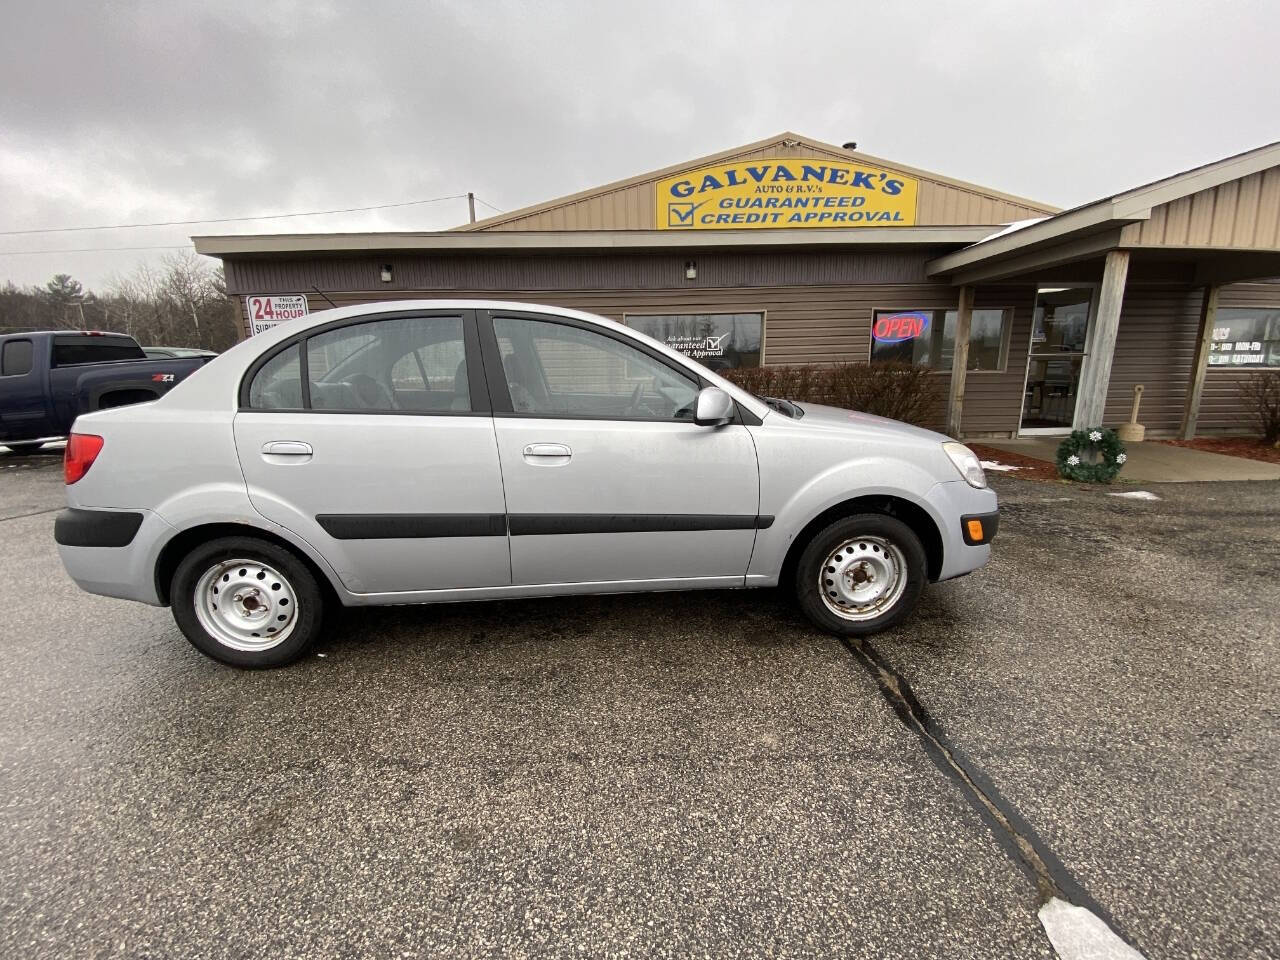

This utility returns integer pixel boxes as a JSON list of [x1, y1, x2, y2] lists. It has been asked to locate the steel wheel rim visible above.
[[818, 535, 908, 621], [193, 558, 298, 651]]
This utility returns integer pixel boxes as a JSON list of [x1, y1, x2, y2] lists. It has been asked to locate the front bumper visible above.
[[55, 507, 172, 605], [925, 480, 998, 581]]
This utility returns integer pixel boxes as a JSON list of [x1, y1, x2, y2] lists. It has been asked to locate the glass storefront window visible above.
[[1208, 308, 1280, 367], [625, 313, 763, 370], [869, 308, 1011, 371]]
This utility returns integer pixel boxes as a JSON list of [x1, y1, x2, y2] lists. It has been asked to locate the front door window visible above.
[[1021, 288, 1093, 431]]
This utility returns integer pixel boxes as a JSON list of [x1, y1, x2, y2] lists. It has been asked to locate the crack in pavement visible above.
[[0, 507, 61, 523], [839, 635, 1146, 957]]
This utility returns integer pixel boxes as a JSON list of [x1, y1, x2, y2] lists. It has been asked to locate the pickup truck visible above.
[[0, 331, 213, 453]]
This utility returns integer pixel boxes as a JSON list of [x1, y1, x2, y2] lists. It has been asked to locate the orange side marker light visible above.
[[966, 519, 985, 542]]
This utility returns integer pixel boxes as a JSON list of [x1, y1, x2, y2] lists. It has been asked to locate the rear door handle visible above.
[[522, 442, 571, 465], [262, 441, 313, 457]]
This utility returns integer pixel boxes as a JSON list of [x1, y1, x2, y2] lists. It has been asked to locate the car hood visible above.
[[773, 402, 951, 445]]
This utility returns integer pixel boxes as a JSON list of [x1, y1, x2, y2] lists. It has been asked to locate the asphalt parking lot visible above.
[[1, 449, 1276, 959]]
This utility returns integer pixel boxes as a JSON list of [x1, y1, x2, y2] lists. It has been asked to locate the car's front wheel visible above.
[[170, 536, 325, 667], [795, 514, 927, 636]]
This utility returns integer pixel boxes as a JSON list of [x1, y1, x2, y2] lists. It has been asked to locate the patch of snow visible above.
[[1038, 898, 1145, 960], [1108, 490, 1161, 501], [977, 217, 1049, 243], [980, 460, 1021, 472]]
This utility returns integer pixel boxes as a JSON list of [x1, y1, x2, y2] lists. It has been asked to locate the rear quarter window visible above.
[[247, 344, 304, 409], [1, 339, 34, 376]]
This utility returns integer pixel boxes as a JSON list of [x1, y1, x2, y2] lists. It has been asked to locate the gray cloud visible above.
[[1, 0, 1277, 287]]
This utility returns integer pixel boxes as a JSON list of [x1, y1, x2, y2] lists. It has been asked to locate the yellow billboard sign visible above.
[[656, 158, 918, 229]]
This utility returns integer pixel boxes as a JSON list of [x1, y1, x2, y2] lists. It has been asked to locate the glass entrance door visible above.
[[1020, 287, 1094, 433]]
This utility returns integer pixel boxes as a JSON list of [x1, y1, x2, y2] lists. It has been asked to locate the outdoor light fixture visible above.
[[380, 264, 393, 283], [685, 261, 697, 280]]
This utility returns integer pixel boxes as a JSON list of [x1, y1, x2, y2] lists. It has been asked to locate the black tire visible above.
[[794, 513, 927, 637], [4, 442, 45, 455], [170, 536, 325, 668]]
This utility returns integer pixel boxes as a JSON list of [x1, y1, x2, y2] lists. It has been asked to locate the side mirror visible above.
[[694, 386, 734, 426]]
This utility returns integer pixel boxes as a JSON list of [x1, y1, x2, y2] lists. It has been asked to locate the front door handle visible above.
[[522, 442, 571, 465], [523, 443, 571, 458], [262, 441, 313, 457]]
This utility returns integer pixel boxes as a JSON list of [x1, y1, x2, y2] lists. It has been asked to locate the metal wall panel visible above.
[[1121, 169, 1280, 249], [475, 141, 1054, 232]]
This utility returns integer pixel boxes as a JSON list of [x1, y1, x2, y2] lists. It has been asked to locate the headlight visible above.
[[942, 441, 987, 489]]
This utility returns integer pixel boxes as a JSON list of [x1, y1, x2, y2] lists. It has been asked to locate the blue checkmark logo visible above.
[[667, 201, 706, 228]]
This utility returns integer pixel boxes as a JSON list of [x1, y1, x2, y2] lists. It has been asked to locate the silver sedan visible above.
[[55, 301, 997, 667]]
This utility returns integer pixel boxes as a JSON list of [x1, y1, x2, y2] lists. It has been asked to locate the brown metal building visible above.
[[194, 133, 1280, 439]]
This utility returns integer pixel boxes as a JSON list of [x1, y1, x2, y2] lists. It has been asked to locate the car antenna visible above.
[[310, 285, 338, 309]]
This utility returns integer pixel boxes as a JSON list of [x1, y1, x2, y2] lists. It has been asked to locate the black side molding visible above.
[[508, 514, 771, 536], [54, 509, 144, 548], [314, 513, 776, 539], [960, 510, 999, 546], [316, 513, 507, 540]]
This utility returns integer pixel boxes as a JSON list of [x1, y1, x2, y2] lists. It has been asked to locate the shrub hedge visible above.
[[722, 363, 941, 427]]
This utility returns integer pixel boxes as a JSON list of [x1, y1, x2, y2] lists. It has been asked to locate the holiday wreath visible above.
[[1056, 428, 1128, 483]]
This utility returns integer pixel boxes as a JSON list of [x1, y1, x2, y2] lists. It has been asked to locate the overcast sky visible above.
[[1, 0, 1277, 289]]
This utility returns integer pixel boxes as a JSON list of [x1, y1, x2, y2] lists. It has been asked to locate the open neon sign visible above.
[[873, 311, 930, 343]]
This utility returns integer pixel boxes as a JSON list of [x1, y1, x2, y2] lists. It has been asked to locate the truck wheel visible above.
[[795, 514, 927, 637], [4, 442, 45, 455], [170, 536, 325, 668]]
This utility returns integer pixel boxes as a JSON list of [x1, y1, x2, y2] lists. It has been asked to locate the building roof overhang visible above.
[[192, 226, 998, 259], [927, 141, 1280, 285]]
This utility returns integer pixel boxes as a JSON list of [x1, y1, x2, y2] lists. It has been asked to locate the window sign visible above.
[[247, 294, 309, 336], [1208, 308, 1280, 367], [625, 313, 763, 370], [870, 308, 1011, 371], [872, 311, 930, 343]]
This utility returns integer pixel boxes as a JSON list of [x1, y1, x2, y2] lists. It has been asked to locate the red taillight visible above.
[[64, 433, 104, 484]]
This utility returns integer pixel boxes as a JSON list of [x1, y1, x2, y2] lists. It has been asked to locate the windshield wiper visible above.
[[757, 395, 805, 419]]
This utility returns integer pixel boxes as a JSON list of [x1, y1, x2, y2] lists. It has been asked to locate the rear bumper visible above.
[[55, 508, 171, 605], [926, 480, 998, 581]]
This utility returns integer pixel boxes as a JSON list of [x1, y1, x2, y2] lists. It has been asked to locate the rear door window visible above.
[[51, 336, 145, 366], [1, 339, 33, 376], [307, 315, 469, 412]]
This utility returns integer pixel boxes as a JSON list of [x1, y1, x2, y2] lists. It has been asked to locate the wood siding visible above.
[[1101, 281, 1280, 434], [226, 251, 1277, 439], [471, 140, 1055, 232], [1102, 285, 1201, 431], [1120, 168, 1280, 249], [1199, 282, 1280, 433], [223, 251, 933, 295]]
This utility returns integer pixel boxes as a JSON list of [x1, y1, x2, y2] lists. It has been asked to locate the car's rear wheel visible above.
[[795, 514, 927, 636], [4, 442, 45, 455], [170, 536, 325, 667]]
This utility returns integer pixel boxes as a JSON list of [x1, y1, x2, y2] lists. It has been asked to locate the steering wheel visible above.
[[626, 382, 644, 414], [625, 382, 661, 418], [343, 373, 397, 410]]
